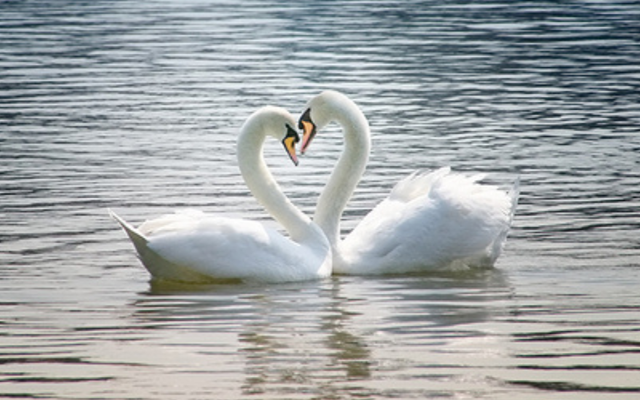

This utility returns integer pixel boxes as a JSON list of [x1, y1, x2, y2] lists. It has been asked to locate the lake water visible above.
[[1, 0, 640, 398]]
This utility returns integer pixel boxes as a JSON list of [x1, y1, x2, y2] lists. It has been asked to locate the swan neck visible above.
[[237, 125, 319, 244], [314, 100, 370, 248]]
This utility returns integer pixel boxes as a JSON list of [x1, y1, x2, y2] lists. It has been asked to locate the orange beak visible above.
[[298, 108, 317, 155], [282, 126, 299, 166]]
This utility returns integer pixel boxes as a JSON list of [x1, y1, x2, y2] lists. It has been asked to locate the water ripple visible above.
[[1, 0, 640, 398]]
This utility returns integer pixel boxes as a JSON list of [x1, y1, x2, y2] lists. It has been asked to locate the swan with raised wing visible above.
[[298, 90, 518, 275], [111, 106, 331, 283]]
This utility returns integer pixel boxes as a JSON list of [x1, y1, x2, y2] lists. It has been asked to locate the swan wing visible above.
[[111, 210, 326, 283], [338, 170, 517, 274], [388, 166, 453, 202]]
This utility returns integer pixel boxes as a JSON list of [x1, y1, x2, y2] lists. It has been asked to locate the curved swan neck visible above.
[[237, 119, 319, 244], [314, 95, 371, 247]]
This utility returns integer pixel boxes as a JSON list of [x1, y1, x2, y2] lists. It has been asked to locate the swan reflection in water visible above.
[[130, 270, 511, 397]]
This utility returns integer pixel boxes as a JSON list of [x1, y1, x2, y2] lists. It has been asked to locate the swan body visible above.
[[299, 90, 518, 274], [111, 107, 331, 283]]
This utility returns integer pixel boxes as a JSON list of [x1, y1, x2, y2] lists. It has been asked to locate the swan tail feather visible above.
[[508, 176, 521, 221], [109, 209, 149, 256], [486, 176, 520, 265], [109, 209, 219, 283]]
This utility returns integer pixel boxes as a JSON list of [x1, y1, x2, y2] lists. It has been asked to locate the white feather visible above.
[[304, 90, 518, 275], [111, 107, 331, 283]]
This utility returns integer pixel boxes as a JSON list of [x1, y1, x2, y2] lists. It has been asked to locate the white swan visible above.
[[298, 90, 518, 275], [110, 106, 331, 283]]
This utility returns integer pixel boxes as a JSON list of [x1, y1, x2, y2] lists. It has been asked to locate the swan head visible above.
[[298, 90, 363, 154], [244, 106, 301, 166]]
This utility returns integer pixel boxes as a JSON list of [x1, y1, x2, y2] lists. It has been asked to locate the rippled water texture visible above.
[[1, 1, 640, 399]]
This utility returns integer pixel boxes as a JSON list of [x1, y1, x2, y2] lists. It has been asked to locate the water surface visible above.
[[1, 1, 640, 399]]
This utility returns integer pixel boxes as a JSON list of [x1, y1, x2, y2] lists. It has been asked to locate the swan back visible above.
[[338, 169, 518, 274]]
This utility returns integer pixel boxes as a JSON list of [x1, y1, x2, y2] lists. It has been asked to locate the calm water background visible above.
[[1, 1, 640, 399]]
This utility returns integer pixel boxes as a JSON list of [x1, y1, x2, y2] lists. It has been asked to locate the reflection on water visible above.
[[131, 272, 514, 399], [126, 269, 640, 398], [1, 0, 640, 398]]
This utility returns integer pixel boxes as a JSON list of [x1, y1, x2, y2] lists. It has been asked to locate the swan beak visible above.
[[282, 126, 300, 166], [298, 108, 316, 155]]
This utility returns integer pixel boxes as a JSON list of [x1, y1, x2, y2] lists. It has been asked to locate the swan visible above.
[[298, 90, 518, 275], [110, 106, 331, 283]]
